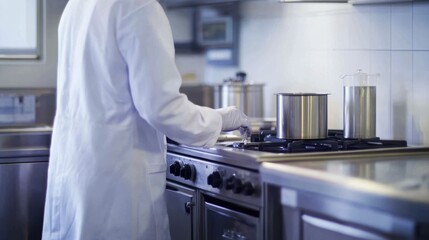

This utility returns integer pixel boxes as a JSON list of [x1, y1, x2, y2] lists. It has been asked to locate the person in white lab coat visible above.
[[42, 0, 249, 239]]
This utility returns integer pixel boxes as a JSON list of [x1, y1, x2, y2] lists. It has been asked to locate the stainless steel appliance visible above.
[[0, 127, 51, 240], [261, 148, 429, 240], [166, 128, 408, 240], [275, 93, 328, 140], [214, 72, 264, 118], [342, 70, 378, 139], [166, 145, 262, 240], [180, 84, 214, 108], [0, 88, 56, 127]]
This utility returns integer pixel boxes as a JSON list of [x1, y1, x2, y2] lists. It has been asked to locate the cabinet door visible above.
[[166, 182, 196, 240], [302, 215, 388, 240], [0, 161, 48, 240]]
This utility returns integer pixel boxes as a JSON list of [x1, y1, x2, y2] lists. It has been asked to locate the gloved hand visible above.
[[215, 106, 250, 132]]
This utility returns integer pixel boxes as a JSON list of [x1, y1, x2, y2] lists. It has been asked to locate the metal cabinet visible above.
[[278, 187, 422, 240], [166, 181, 197, 240], [0, 159, 48, 240], [302, 215, 387, 240]]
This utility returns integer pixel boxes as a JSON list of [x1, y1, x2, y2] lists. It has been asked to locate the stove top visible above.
[[229, 130, 407, 153]]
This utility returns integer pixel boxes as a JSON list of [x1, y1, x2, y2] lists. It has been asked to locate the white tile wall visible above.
[[369, 5, 391, 50], [325, 6, 352, 50], [177, 1, 429, 145], [412, 52, 429, 145], [370, 51, 391, 139], [391, 51, 413, 142], [349, 6, 371, 49], [391, 3, 413, 50], [413, 2, 429, 50]]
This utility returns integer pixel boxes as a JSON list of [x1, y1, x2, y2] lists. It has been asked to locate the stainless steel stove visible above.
[[165, 130, 409, 240], [166, 149, 262, 240]]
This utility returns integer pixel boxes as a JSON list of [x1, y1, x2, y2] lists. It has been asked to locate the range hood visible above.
[[279, 0, 346, 2], [279, 0, 421, 3], [349, 0, 412, 4]]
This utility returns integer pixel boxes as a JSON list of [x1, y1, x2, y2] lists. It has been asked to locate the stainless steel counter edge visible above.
[[167, 143, 266, 170], [167, 144, 429, 169], [260, 160, 429, 222], [0, 126, 53, 134], [0, 147, 50, 162]]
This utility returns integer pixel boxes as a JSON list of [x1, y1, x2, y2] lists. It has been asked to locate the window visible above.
[[0, 0, 40, 59]]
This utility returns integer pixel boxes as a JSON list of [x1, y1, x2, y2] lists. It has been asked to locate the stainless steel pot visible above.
[[214, 72, 264, 118], [342, 70, 378, 139], [276, 93, 328, 139]]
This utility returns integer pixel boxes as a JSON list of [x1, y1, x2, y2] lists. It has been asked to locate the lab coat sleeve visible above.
[[117, 1, 221, 148]]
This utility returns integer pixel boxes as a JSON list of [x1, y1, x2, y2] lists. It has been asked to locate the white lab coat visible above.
[[42, 0, 222, 239]]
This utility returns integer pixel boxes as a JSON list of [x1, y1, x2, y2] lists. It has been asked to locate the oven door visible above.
[[203, 197, 260, 240], [166, 181, 197, 240]]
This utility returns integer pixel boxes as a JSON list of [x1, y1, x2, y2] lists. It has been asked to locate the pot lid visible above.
[[341, 69, 379, 86]]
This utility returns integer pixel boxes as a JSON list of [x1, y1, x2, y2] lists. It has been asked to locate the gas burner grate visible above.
[[231, 139, 339, 153], [340, 138, 408, 150], [229, 130, 407, 153]]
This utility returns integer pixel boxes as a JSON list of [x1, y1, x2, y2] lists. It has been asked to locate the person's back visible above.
[[56, 0, 135, 125], [43, 0, 247, 240], [43, 0, 236, 239]]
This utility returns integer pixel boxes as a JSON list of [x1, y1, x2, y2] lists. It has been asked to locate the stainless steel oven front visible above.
[[202, 196, 261, 240], [166, 152, 262, 240]]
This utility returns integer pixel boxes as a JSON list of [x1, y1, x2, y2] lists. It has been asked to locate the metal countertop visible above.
[[168, 143, 429, 220], [167, 142, 429, 170], [0, 126, 52, 163], [260, 148, 429, 222], [0, 147, 50, 163]]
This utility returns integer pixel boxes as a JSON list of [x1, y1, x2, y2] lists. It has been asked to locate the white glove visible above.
[[215, 106, 250, 132]]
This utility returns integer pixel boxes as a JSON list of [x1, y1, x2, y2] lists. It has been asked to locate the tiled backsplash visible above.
[[177, 1, 429, 145]]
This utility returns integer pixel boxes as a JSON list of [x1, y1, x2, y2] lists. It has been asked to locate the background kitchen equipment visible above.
[[276, 93, 328, 140], [0, 127, 51, 240], [214, 72, 264, 118], [180, 84, 214, 108], [0, 88, 56, 127], [342, 70, 378, 139]]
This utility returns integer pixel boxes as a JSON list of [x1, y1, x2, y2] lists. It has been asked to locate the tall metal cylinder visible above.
[[343, 86, 376, 139], [276, 93, 328, 140], [342, 70, 378, 139]]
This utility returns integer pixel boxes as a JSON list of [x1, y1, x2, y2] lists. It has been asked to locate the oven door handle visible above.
[[222, 229, 248, 240], [205, 202, 258, 225], [184, 201, 195, 214]]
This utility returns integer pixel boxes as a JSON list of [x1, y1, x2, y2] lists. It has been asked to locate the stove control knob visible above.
[[242, 182, 255, 196], [169, 161, 181, 177], [180, 164, 195, 181], [232, 178, 243, 194], [225, 176, 235, 190], [226, 176, 243, 193], [207, 171, 222, 188]]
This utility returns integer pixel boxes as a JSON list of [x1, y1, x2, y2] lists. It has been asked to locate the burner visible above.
[[231, 139, 339, 153], [230, 130, 407, 153], [340, 138, 407, 150]]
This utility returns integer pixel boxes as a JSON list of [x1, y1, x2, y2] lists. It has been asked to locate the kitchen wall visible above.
[[176, 1, 429, 146]]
